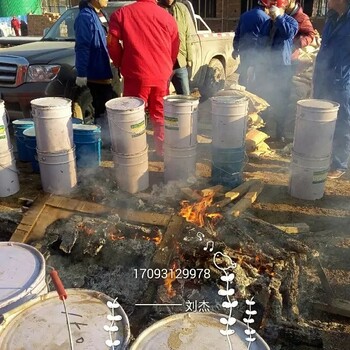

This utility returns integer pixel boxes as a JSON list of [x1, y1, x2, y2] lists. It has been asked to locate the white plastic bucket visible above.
[[37, 147, 77, 194], [211, 95, 249, 149], [0, 289, 131, 350], [112, 147, 149, 193], [130, 312, 270, 350], [0, 148, 20, 197], [0, 242, 47, 315], [106, 97, 147, 154], [0, 100, 12, 152], [164, 144, 196, 182], [164, 95, 199, 148], [31, 97, 73, 153], [293, 99, 339, 158], [289, 151, 331, 200]]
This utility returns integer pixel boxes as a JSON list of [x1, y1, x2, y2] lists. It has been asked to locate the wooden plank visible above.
[[274, 223, 310, 234], [10, 193, 51, 243], [231, 180, 264, 217], [311, 299, 350, 318], [11, 194, 173, 243], [46, 195, 172, 226], [152, 215, 185, 268], [29, 206, 73, 243], [214, 180, 259, 208], [200, 185, 225, 197], [180, 187, 202, 201]]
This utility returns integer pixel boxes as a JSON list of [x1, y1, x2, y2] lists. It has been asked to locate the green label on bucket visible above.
[[0, 125, 6, 139], [312, 169, 328, 184], [131, 120, 145, 131], [165, 116, 178, 126], [132, 129, 146, 138]]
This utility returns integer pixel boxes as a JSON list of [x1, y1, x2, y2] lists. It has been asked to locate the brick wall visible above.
[[203, 0, 240, 32], [27, 13, 59, 36]]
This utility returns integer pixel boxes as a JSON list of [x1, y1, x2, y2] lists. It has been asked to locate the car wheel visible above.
[[201, 58, 226, 99], [72, 86, 94, 124]]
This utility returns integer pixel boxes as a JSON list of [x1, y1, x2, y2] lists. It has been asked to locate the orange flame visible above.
[[109, 233, 125, 241], [164, 261, 177, 297], [179, 193, 223, 227], [142, 235, 162, 245]]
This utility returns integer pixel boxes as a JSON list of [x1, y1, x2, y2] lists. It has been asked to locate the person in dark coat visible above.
[[233, 1, 270, 91], [313, 0, 350, 179], [20, 20, 28, 36]]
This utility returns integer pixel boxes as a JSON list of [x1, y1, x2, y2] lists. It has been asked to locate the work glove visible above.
[[187, 61, 192, 67], [269, 5, 283, 20], [75, 77, 87, 87]]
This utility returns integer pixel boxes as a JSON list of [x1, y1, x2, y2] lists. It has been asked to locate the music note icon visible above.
[[204, 240, 214, 252], [196, 232, 205, 241]]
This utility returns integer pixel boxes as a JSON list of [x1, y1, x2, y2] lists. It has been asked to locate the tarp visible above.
[[0, 0, 42, 17]]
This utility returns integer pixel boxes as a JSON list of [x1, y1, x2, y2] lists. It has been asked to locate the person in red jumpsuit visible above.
[[107, 0, 179, 157], [11, 17, 21, 36]]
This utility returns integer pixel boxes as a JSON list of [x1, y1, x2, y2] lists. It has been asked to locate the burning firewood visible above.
[[274, 223, 310, 234], [180, 187, 202, 201], [200, 185, 225, 197], [213, 180, 260, 209], [231, 180, 264, 217]]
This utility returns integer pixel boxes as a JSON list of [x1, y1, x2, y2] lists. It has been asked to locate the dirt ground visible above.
[[1, 74, 350, 349]]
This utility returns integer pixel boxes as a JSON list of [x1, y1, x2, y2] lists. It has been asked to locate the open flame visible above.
[[164, 261, 178, 297], [179, 193, 223, 227]]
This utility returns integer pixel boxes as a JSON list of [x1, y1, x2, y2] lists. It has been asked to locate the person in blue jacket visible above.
[[258, 0, 298, 140], [233, 1, 270, 92], [313, 0, 350, 179], [74, 0, 115, 126]]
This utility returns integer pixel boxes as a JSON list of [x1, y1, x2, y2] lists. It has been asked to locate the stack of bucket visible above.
[[12, 119, 34, 162], [106, 97, 149, 193], [0, 100, 20, 197], [289, 99, 339, 200], [163, 95, 199, 182], [31, 97, 77, 194], [210, 95, 249, 187]]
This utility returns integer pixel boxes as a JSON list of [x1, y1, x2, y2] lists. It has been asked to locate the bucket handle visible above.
[[204, 152, 249, 176], [0, 163, 20, 174], [4, 110, 10, 126]]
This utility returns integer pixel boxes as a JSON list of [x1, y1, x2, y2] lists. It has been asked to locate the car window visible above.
[[42, 3, 130, 42]]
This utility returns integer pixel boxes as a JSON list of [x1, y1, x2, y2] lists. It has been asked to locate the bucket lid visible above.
[[106, 97, 144, 111], [30, 97, 72, 109], [12, 119, 34, 126], [73, 124, 101, 132], [23, 127, 36, 137], [297, 99, 340, 110], [0, 242, 45, 311], [130, 312, 270, 350], [164, 95, 199, 103], [211, 94, 248, 105], [0, 289, 131, 350]]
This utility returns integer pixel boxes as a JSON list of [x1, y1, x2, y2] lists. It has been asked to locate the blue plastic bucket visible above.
[[12, 119, 34, 162], [211, 146, 245, 188], [72, 117, 83, 124], [23, 127, 40, 173], [73, 124, 101, 168]]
